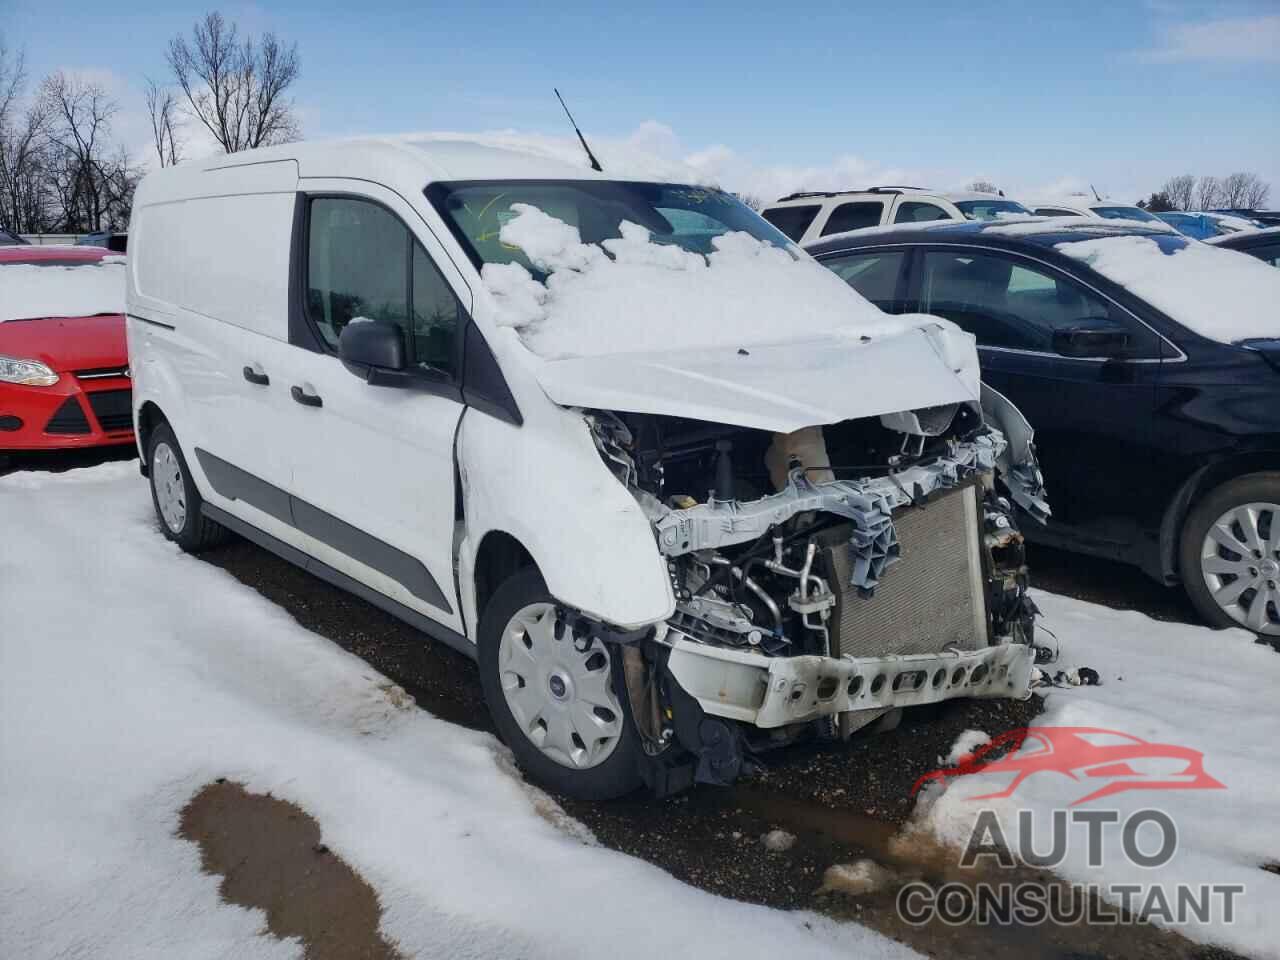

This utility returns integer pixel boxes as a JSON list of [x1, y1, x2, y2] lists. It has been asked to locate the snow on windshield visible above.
[[1, 259, 126, 322], [481, 204, 917, 359], [1056, 234, 1280, 344]]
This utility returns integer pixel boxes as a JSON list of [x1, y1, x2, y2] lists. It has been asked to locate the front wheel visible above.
[[1179, 472, 1280, 638], [478, 568, 642, 799]]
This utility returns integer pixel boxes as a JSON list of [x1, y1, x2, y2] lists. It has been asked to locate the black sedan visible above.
[[806, 220, 1280, 638], [1206, 227, 1280, 267]]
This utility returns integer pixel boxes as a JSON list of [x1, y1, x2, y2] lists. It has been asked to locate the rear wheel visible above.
[[147, 421, 227, 552], [1179, 472, 1280, 638], [478, 568, 642, 799]]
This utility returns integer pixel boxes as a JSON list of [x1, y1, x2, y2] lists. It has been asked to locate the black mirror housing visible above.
[[339, 320, 406, 377], [1052, 319, 1131, 359]]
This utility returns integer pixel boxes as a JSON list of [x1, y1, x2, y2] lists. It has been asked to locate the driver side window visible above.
[[919, 250, 1157, 356], [306, 196, 460, 377]]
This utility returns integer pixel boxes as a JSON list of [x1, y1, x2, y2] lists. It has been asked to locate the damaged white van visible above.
[[127, 138, 1049, 799]]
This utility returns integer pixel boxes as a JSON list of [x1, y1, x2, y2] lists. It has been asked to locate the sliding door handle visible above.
[[290, 385, 323, 408], [242, 365, 269, 386]]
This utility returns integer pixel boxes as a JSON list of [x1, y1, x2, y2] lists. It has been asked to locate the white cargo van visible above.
[[127, 138, 1048, 799]]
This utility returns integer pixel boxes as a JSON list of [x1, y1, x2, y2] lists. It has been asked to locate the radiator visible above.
[[823, 483, 988, 658]]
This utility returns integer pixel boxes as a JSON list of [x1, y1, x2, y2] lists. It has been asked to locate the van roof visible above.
[[134, 136, 609, 205]]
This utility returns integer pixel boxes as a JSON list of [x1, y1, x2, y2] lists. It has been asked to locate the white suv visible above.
[[761, 188, 1031, 244], [127, 139, 1047, 800]]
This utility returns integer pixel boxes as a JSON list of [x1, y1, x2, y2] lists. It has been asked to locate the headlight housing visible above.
[[0, 355, 60, 386]]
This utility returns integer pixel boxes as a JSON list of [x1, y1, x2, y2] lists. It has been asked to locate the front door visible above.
[[910, 245, 1171, 551], [275, 182, 468, 634]]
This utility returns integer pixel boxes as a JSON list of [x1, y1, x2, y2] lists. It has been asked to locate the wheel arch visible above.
[[472, 528, 539, 631], [1159, 449, 1280, 583], [135, 400, 168, 476]]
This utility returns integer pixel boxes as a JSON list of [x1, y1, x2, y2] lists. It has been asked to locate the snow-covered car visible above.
[[761, 187, 1031, 243], [126, 139, 1048, 800], [807, 218, 1280, 638], [1205, 225, 1280, 266], [1157, 211, 1265, 240], [1027, 197, 1169, 225]]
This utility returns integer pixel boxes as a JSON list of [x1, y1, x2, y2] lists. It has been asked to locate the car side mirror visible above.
[[339, 320, 407, 382], [1052, 319, 1130, 359]]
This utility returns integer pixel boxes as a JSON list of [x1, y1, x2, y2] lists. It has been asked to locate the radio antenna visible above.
[[1090, 183, 1102, 201], [554, 88, 602, 172]]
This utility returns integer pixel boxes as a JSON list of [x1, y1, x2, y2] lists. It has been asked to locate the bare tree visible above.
[[167, 11, 300, 154], [734, 191, 764, 211], [1219, 172, 1270, 210], [144, 77, 182, 167], [40, 71, 137, 232], [1194, 175, 1221, 211], [1242, 177, 1271, 209], [966, 179, 999, 194], [1160, 174, 1195, 211], [0, 38, 52, 232]]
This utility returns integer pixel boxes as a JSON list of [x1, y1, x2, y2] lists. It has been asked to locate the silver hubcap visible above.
[[498, 602, 624, 770], [152, 442, 187, 534], [1200, 501, 1280, 636]]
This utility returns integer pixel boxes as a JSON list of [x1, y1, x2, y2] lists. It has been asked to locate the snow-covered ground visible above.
[[3, 463, 1277, 958], [916, 591, 1280, 959], [0, 463, 920, 960]]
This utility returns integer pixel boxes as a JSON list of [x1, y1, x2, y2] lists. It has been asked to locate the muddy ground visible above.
[[198, 536, 1249, 960], [11, 451, 1251, 958]]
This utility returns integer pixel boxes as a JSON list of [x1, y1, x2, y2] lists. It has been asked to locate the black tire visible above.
[[1178, 471, 1280, 636], [147, 421, 228, 552], [478, 567, 643, 800]]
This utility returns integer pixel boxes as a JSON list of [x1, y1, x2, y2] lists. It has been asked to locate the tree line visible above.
[[0, 12, 300, 235], [1139, 173, 1271, 214]]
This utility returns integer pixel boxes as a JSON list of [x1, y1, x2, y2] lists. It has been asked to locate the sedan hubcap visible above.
[[152, 442, 187, 534], [1200, 501, 1280, 636], [498, 602, 624, 770]]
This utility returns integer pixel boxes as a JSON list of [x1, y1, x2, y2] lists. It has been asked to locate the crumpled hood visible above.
[[533, 318, 982, 433]]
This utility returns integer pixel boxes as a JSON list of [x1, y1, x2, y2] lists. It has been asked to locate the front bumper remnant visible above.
[[663, 636, 1034, 729]]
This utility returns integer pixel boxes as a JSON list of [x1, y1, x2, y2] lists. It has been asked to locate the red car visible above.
[[911, 726, 1225, 806], [0, 245, 132, 452]]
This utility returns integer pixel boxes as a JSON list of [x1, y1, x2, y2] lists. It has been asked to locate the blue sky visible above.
[[5, 0, 1279, 202]]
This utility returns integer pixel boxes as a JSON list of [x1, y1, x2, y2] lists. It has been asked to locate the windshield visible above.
[[1, 258, 125, 323], [426, 180, 793, 275], [1093, 205, 1158, 223], [955, 199, 1031, 221]]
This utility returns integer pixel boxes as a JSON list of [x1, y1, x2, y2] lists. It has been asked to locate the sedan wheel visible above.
[[498, 602, 625, 770], [1198, 501, 1280, 636]]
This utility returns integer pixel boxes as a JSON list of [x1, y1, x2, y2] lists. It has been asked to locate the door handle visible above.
[[242, 365, 269, 386], [291, 385, 323, 408]]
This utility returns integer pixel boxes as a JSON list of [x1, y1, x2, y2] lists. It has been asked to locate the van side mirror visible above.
[[339, 320, 406, 380], [1052, 319, 1130, 359]]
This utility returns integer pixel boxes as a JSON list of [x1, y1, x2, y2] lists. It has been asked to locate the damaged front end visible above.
[[582, 391, 1048, 795]]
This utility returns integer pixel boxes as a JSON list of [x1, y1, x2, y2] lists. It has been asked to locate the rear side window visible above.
[[820, 202, 884, 236], [894, 202, 950, 224], [761, 204, 821, 241], [1034, 207, 1082, 217], [306, 197, 460, 377], [819, 251, 907, 311]]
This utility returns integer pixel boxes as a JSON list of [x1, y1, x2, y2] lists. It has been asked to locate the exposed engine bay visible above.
[[582, 394, 1050, 795]]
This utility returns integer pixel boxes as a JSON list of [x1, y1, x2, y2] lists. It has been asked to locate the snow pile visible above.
[[915, 591, 1280, 959], [984, 217, 1175, 237], [1056, 233, 1280, 344], [945, 729, 992, 765], [0, 463, 920, 960], [482, 205, 918, 358], [1, 260, 125, 322]]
